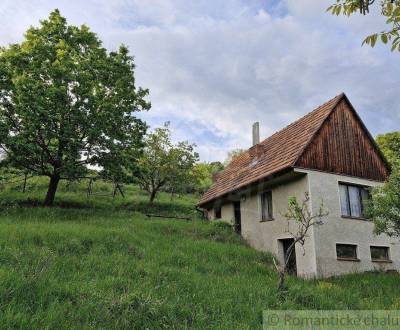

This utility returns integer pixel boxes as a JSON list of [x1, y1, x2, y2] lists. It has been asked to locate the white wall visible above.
[[208, 174, 318, 278], [298, 168, 400, 277]]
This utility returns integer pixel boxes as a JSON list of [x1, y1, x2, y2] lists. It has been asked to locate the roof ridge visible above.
[[259, 93, 345, 146], [291, 92, 345, 167]]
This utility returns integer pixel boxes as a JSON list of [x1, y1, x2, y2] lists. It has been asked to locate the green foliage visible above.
[[0, 181, 400, 328], [369, 132, 400, 237], [369, 167, 400, 237], [376, 131, 400, 168], [135, 122, 199, 202], [0, 10, 150, 205], [327, 0, 400, 51], [190, 161, 224, 194]]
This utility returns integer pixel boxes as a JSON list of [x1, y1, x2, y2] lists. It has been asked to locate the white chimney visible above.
[[252, 122, 260, 146]]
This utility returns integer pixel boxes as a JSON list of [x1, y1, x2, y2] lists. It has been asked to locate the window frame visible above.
[[370, 246, 391, 263], [215, 206, 222, 220], [336, 243, 359, 261], [339, 182, 371, 220], [260, 190, 273, 222]]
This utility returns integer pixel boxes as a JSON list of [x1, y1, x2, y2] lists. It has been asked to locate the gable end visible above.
[[295, 98, 390, 181]]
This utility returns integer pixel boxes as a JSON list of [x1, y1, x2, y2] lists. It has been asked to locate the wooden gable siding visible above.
[[295, 99, 389, 182]]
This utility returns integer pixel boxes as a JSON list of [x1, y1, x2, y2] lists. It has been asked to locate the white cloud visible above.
[[0, 0, 399, 161]]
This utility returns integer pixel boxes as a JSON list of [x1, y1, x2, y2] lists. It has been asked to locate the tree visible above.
[[190, 161, 224, 194], [135, 123, 199, 203], [0, 10, 150, 205], [369, 167, 400, 237], [224, 148, 245, 166], [328, 0, 400, 51], [273, 193, 327, 294], [376, 132, 400, 168]]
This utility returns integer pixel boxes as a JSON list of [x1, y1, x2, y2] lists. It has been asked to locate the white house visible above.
[[198, 93, 399, 278]]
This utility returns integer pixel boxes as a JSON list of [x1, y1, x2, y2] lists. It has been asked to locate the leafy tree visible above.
[[376, 131, 400, 168], [190, 161, 224, 194], [368, 133, 400, 237], [135, 123, 199, 203], [369, 167, 400, 237], [328, 0, 400, 51], [0, 10, 149, 205], [224, 148, 245, 166]]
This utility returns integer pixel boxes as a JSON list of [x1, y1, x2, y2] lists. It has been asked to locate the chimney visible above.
[[252, 122, 260, 146]]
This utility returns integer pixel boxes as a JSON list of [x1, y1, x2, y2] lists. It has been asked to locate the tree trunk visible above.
[[277, 271, 285, 292], [44, 175, 60, 206], [149, 189, 157, 203], [22, 173, 27, 193]]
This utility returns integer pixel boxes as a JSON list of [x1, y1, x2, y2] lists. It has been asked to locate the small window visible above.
[[339, 183, 370, 219], [336, 244, 358, 260], [370, 246, 390, 262], [261, 191, 273, 221], [215, 206, 221, 219]]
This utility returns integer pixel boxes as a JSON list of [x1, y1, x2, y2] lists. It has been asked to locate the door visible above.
[[281, 238, 297, 275], [233, 201, 241, 234]]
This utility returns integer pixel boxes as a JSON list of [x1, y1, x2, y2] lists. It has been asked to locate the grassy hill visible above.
[[0, 177, 399, 329]]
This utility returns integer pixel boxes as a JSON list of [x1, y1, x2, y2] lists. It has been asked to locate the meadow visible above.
[[0, 177, 399, 329]]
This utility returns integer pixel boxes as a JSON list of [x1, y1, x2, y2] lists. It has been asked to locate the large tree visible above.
[[376, 131, 400, 168], [135, 123, 198, 203], [0, 10, 150, 205], [369, 132, 400, 237], [369, 167, 400, 237], [328, 0, 400, 51]]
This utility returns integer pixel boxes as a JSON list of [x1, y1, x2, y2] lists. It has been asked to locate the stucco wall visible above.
[[298, 168, 400, 277], [209, 174, 317, 278], [248, 175, 316, 277]]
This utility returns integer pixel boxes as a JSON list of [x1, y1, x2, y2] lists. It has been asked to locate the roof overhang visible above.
[[197, 167, 305, 209]]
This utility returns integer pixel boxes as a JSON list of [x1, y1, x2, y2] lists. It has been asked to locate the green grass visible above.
[[0, 177, 400, 329]]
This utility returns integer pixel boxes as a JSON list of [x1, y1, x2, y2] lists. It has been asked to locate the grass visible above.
[[0, 176, 400, 329]]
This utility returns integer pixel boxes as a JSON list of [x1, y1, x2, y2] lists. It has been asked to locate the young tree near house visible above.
[[273, 193, 328, 294], [327, 0, 400, 51], [0, 10, 149, 205], [135, 123, 199, 203]]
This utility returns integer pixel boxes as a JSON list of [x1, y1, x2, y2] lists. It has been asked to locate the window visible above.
[[215, 206, 221, 219], [336, 244, 358, 260], [339, 183, 370, 218], [261, 191, 273, 221], [370, 246, 390, 262]]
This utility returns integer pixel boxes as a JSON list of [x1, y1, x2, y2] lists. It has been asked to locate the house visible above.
[[197, 93, 399, 278]]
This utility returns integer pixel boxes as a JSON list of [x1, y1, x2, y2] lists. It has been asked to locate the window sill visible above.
[[337, 257, 360, 262], [260, 218, 274, 223], [371, 259, 392, 263], [341, 215, 371, 221]]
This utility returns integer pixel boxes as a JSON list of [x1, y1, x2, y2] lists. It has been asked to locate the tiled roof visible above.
[[198, 93, 344, 207]]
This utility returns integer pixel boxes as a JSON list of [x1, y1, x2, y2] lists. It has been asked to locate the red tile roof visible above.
[[198, 93, 344, 207]]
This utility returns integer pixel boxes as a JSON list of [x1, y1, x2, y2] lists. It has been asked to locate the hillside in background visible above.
[[0, 177, 399, 329]]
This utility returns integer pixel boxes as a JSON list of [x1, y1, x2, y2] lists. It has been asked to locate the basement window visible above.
[[261, 191, 273, 221], [370, 246, 391, 262], [339, 183, 370, 219], [215, 206, 221, 220], [336, 244, 359, 261]]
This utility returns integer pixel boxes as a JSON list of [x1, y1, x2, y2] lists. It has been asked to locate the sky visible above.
[[1, 0, 399, 162]]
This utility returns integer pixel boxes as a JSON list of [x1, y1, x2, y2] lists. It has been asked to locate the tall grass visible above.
[[0, 177, 399, 329]]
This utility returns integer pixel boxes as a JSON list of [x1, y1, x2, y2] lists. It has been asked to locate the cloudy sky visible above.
[[1, 0, 399, 162]]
